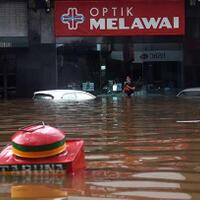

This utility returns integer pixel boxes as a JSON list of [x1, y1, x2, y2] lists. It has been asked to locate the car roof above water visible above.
[[33, 89, 96, 100], [177, 87, 200, 97], [34, 89, 89, 94]]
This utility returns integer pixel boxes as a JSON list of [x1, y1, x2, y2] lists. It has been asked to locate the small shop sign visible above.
[[134, 50, 183, 62]]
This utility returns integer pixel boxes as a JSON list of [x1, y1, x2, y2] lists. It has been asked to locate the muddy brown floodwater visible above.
[[0, 95, 200, 200]]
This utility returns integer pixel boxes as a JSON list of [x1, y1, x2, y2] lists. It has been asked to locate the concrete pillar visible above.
[[16, 4, 56, 98]]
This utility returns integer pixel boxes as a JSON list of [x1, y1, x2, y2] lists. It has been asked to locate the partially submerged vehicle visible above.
[[33, 89, 96, 101], [176, 87, 200, 98], [0, 122, 85, 175]]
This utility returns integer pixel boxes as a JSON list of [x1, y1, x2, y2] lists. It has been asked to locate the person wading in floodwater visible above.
[[123, 76, 135, 97]]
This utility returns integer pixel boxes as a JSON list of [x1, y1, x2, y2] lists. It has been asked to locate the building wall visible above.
[[0, 0, 56, 98], [184, 0, 200, 87], [0, 1, 27, 37], [0, 0, 200, 98]]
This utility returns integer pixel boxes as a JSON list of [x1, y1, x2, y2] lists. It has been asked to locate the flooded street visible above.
[[0, 95, 200, 200]]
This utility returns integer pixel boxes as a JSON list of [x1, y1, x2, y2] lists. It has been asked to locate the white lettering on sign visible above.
[[56, 0, 185, 36], [90, 18, 105, 29], [90, 17, 179, 30], [90, 8, 99, 16], [150, 52, 166, 59], [107, 18, 118, 30], [141, 18, 161, 29], [0, 164, 66, 175], [102, 7, 108, 16], [173, 17, 179, 28], [131, 18, 144, 29], [119, 18, 129, 29], [90, 7, 133, 17]]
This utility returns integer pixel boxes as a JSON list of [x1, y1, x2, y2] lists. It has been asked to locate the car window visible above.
[[33, 94, 53, 100], [62, 93, 76, 101]]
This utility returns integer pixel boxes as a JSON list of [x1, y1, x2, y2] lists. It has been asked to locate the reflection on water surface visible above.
[[0, 96, 200, 199]]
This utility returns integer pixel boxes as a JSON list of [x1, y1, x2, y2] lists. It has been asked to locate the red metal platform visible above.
[[0, 139, 85, 175]]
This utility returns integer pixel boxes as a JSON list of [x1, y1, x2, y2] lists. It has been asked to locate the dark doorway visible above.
[[0, 52, 16, 99]]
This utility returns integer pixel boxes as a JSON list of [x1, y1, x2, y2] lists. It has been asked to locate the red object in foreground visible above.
[[0, 122, 85, 175]]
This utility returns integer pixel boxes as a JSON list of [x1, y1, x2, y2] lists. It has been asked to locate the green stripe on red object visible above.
[[12, 138, 66, 152]]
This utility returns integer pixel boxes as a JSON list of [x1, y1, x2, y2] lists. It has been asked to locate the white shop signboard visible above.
[[133, 50, 183, 63]]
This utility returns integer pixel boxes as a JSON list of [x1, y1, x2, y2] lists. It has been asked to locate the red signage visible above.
[[55, 0, 185, 36]]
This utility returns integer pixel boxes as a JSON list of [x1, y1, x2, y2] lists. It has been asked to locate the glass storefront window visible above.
[[56, 37, 183, 95]]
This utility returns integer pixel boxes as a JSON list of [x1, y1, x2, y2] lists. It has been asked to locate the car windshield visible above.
[[33, 94, 53, 100]]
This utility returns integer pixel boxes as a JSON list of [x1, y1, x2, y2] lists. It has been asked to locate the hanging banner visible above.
[[55, 0, 185, 36]]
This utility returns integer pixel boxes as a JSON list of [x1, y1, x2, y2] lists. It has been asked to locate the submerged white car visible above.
[[33, 89, 96, 101], [176, 87, 200, 97]]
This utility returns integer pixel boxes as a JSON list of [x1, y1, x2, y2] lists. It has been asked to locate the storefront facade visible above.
[[55, 0, 184, 95], [0, 0, 199, 98]]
